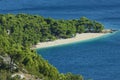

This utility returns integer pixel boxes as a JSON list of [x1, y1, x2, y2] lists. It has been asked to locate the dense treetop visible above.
[[0, 14, 104, 46], [0, 14, 104, 80]]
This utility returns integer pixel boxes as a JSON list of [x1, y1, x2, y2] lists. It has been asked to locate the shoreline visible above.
[[32, 33, 111, 49]]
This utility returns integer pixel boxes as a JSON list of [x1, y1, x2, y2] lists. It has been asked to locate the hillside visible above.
[[0, 14, 104, 80]]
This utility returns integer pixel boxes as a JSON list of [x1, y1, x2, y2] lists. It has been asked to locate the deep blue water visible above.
[[1, 0, 120, 80], [37, 32, 120, 80]]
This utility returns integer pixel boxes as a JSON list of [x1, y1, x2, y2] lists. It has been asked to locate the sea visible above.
[[0, 0, 120, 80]]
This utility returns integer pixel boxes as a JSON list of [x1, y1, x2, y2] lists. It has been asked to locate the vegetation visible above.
[[0, 14, 104, 80]]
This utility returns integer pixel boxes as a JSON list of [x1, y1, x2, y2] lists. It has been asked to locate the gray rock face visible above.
[[0, 55, 11, 64]]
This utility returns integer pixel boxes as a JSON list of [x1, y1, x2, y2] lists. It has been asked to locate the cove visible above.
[[37, 31, 120, 80]]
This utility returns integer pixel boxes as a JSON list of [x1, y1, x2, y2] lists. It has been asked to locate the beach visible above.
[[33, 33, 109, 49]]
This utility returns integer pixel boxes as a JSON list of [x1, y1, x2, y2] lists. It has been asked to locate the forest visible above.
[[0, 14, 104, 80]]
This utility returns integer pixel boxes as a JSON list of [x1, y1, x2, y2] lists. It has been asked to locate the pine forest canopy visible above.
[[0, 13, 104, 80]]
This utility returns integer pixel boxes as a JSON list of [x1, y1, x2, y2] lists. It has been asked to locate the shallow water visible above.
[[1, 0, 120, 80]]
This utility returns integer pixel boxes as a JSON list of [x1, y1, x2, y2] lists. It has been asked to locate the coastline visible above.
[[32, 33, 111, 49]]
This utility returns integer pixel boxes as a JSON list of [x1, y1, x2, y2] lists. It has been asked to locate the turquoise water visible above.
[[1, 0, 120, 80]]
